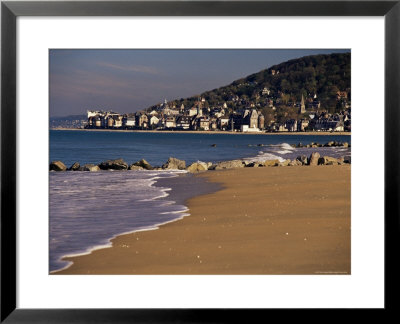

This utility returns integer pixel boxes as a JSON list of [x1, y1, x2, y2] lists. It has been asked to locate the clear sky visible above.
[[49, 49, 350, 117]]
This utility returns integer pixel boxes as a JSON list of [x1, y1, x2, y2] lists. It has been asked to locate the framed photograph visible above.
[[1, 0, 398, 321]]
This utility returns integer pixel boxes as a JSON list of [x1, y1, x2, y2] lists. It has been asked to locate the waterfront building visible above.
[[285, 119, 297, 132], [165, 116, 176, 128], [217, 116, 230, 130], [123, 116, 136, 128], [198, 117, 210, 131], [149, 115, 160, 127], [176, 116, 191, 130], [297, 119, 309, 132], [136, 113, 149, 128]]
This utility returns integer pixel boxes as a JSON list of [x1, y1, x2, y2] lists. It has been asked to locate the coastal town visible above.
[[51, 53, 351, 133], [83, 91, 351, 133], [49, 51, 352, 278]]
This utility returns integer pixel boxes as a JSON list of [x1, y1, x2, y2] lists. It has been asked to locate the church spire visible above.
[[300, 94, 306, 114]]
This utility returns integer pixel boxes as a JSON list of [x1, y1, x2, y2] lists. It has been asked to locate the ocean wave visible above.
[[243, 151, 285, 163], [49, 170, 193, 272]]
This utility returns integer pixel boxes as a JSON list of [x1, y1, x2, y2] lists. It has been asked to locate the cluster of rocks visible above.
[[49, 157, 187, 172], [50, 152, 351, 174], [293, 141, 350, 148]]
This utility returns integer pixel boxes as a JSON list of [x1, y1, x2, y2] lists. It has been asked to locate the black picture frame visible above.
[[1, 0, 399, 322]]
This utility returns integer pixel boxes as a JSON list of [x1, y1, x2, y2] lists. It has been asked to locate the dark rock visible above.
[[296, 155, 308, 165], [132, 159, 153, 170], [343, 155, 351, 164], [211, 144, 217, 147], [82, 164, 100, 171], [208, 164, 217, 170], [98, 158, 128, 170], [308, 152, 320, 166], [67, 162, 80, 171], [318, 156, 339, 165], [246, 161, 264, 168], [162, 157, 186, 170], [50, 161, 67, 171]]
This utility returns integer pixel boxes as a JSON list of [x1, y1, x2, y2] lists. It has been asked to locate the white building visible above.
[[241, 125, 260, 133], [124, 117, 136, 127], [87, 110, 103, 118], [149, 115, 160, 126], [189, 107, 198, 116]]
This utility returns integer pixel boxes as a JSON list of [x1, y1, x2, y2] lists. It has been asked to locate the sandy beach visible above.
[[55, 165, 350, 275]]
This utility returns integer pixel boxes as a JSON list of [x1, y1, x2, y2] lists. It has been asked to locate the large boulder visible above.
[[296, 155, 308, 165], [82, 164, 100, 172], [67, 162, 80, 171], [213, 160, 245, 170], [129, 165, 144, 171], [50, 161, 67, 171], [318, 156, 339, 165], [262, 159, 280, 167], [289, 159, 302, 166], [308, 152, 320, 166], [162, 157, 186, 170], [98, 159, 128, 170], [132, 159, 153, 170], [279, 159, 291, 167], [246, 161, 263, 168], [343, 155, 351, 164], [186, 161, 208, 173]]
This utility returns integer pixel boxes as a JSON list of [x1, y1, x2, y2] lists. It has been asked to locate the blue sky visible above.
[[49, 49, 350, 117]]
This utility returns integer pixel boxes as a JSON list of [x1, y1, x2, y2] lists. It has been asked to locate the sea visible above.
[[49, 130, 351, 272]]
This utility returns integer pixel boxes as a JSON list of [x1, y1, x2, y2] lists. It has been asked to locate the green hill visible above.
[[146, 52, 350, 116]]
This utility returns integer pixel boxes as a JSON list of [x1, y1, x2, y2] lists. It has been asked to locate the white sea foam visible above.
[[243, 152, 286, 163], [49, 170, 192, 272]]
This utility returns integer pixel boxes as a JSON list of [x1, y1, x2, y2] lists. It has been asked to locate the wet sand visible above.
[[56, 165, 351, 275]]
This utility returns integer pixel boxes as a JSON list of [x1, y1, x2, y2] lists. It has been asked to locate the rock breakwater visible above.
[[50, 150, 351, 174]]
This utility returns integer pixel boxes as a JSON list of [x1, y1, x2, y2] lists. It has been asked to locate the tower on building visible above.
[[300, 94, 306, 114]]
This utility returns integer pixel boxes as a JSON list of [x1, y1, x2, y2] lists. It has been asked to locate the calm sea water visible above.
[[49, 130, 351, 272], [50, 130, 350, 166]]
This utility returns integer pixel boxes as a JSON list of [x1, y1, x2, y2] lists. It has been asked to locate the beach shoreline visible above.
[[50, 128, 351, 136], [55, 165, 351, 275]]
